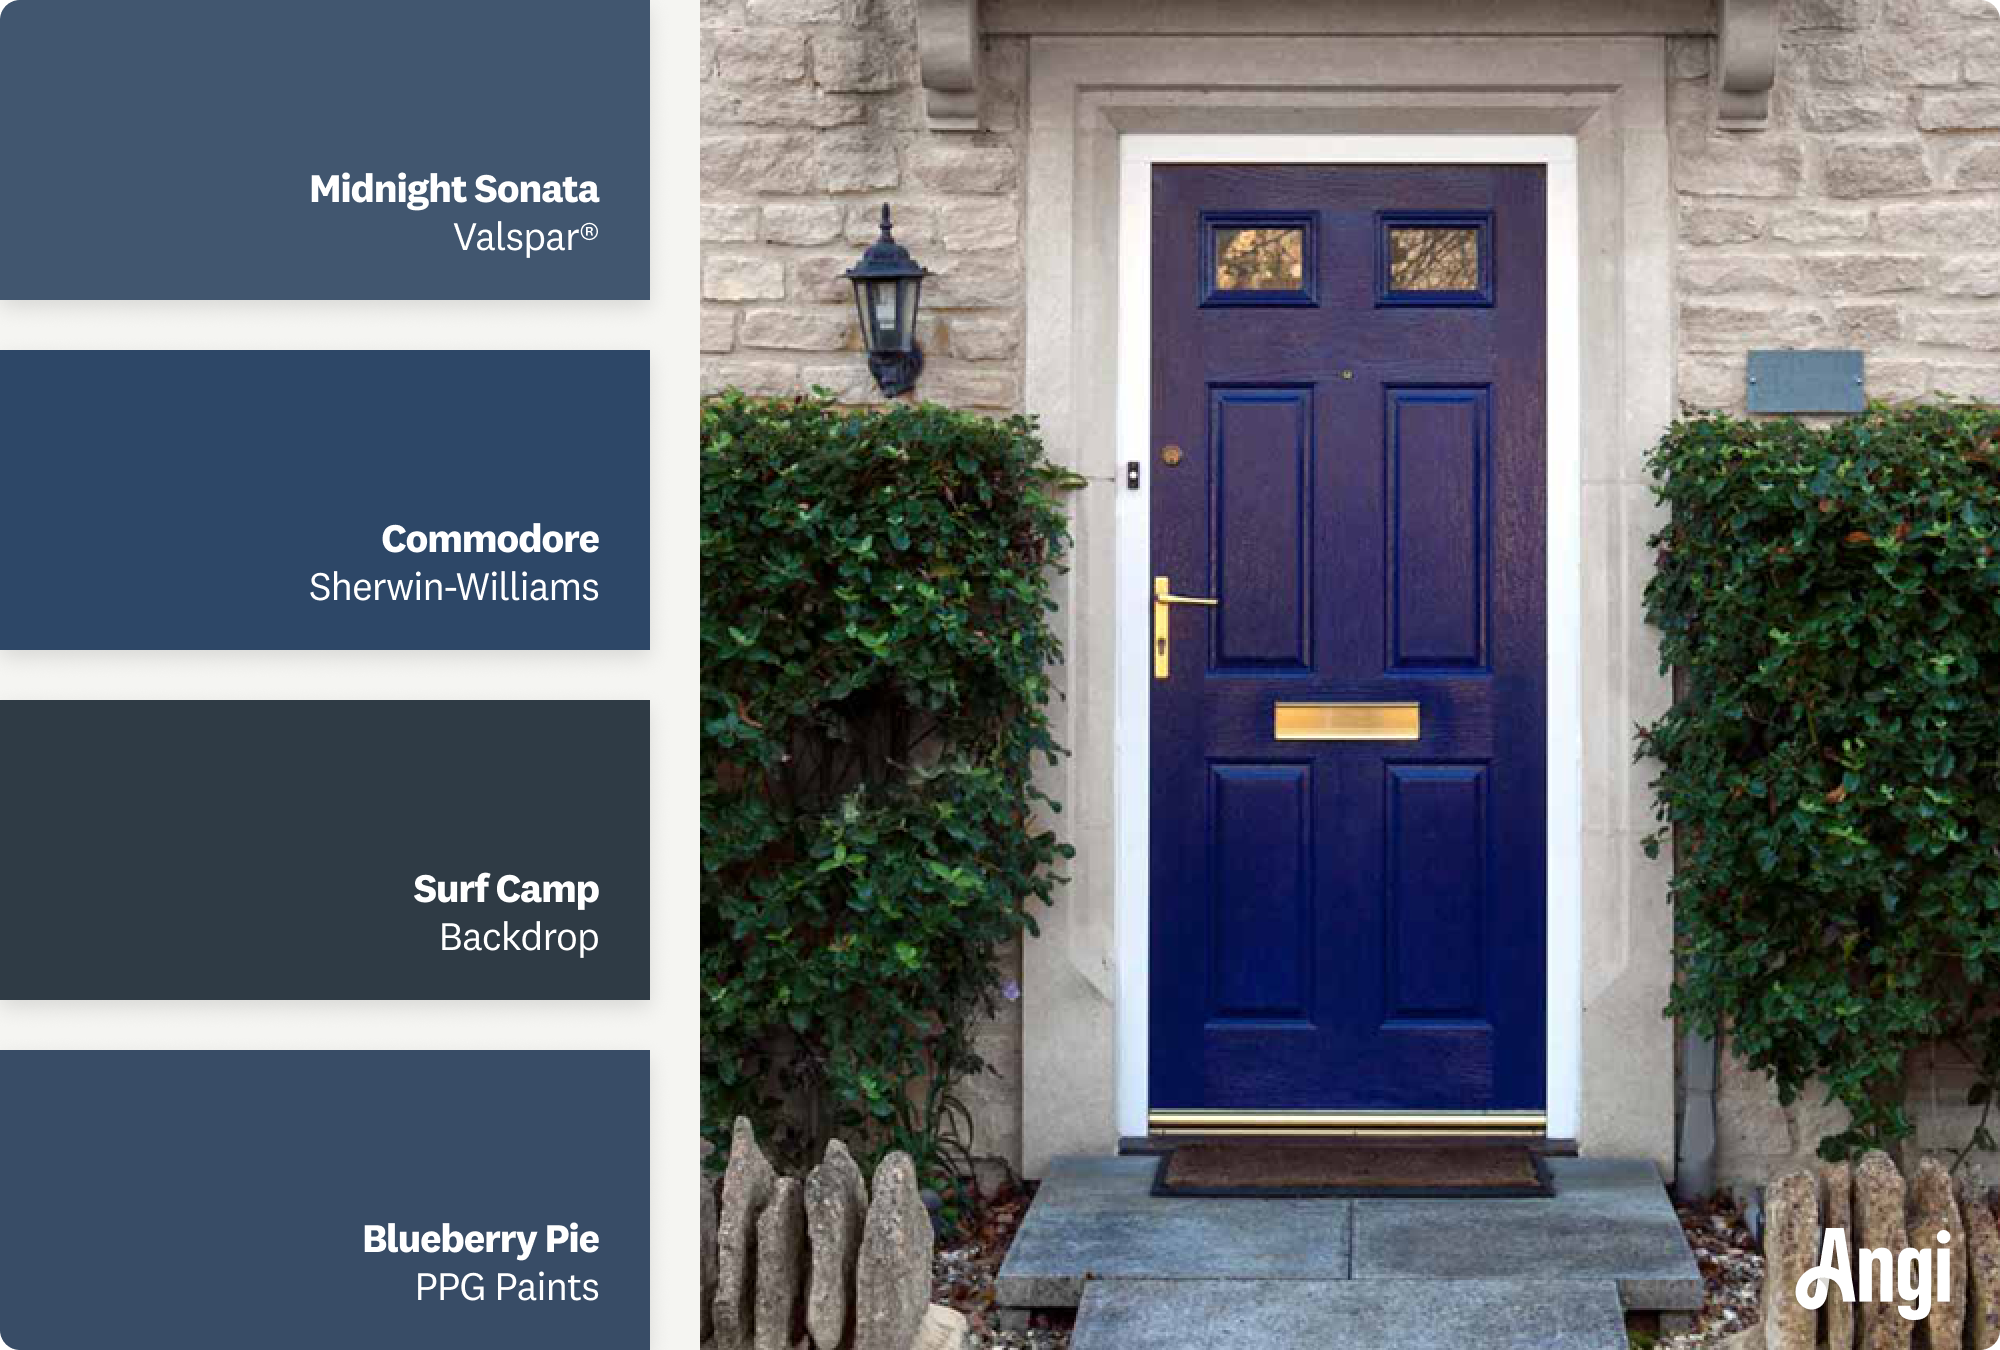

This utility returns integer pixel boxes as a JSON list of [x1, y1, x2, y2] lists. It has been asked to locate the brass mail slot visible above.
[[1273, 701, 1420, 741]]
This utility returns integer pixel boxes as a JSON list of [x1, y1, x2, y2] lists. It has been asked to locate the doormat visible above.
[[1151, 1143, 1554, 1199]]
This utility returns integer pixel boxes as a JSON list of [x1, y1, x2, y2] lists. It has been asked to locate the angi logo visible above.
[[1796, 1227, 1957, 1325]]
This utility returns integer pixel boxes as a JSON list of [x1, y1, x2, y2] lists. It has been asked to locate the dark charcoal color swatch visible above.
[[0, 701, 649, 999]]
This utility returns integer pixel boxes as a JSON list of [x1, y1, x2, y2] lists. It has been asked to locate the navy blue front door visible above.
[[1149, 164, 1547, 1116]]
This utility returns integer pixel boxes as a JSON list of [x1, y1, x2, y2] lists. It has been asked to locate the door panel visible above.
[[1149, 164, 1546, 1116], [1211, 387, 1313, 672]]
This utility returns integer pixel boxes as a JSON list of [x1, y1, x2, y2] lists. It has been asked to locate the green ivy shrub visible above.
[[1640, 402, 2000, 1160], [701, 390, 1080, 1183]]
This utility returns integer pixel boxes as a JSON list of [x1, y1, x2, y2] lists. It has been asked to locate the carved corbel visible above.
[[917, 0, 981, 132], [1716, 0, 1780, 129]]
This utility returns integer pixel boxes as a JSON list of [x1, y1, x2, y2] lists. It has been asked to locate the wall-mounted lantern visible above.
[[846, 204, 928, 398]]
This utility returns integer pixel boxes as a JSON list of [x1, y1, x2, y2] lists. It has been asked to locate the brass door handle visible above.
[[1153, 575, 1218, 679]]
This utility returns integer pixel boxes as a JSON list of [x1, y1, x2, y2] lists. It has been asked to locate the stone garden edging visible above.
[[703, 1117, 969, 1350]]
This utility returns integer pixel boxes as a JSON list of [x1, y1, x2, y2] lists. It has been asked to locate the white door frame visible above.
[[1112, 133, 1583, 1140]]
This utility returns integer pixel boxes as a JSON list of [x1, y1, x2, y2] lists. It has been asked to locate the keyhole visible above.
[[1161, 445, 1184, 466]]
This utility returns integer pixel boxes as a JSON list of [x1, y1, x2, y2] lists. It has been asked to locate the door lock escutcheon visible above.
[[1152, 575, 1218, 680]]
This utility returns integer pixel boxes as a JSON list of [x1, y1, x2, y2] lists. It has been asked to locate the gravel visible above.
[[932, 1185, 1073, 1350], [1656, 1195, 1764, 1349]]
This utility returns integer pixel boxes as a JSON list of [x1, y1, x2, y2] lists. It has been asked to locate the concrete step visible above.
[[997, 1155, 1702, 1312], [1069, 1277, 1630, 1350]]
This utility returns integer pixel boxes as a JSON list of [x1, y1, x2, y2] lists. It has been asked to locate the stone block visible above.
[[704, 133, 817, 194], [741, 308, 852, 352], [714, 1118, 779, 1350], [814, 34, 909, 93], [1682, 203, 1765, 246], [1809, 41, 1868, 85], [1682, 255, 1803, 294], [854, 1153, 933, 1350], [1817, 254, 1928, 294], [791, 254, 858, 305], [1964, 1189, 2000, 1350], [1833, 302, 1904, 347], [1762, 1170, 1818, 1350], [1823, 1162, 1855, 1350], [763, 203, 844, 246], [1867, 359, 1932, 403], [1910, 309, 2000, 350], [747, 0, 846, 21], [800, 359, 883, 405], [1971, 30, 2000, 85], [703, 85, 867, 130], [1854, 1151, 1913, 1350], [1866, 30, 1969, 88], [1907, 1157, 1962, 1350], [704, 256, 787, 302], [945, 316, 1018, 362], [939, 199, 1020, 252], [1940, 254, 2000, 297], [1919, 93, 2000, 132], [921, 365, 1021, 409], [1790, 0, 1874, 28], [1679, 354, 1744, 412], [1802, 91, 1909, 133], [1681, 300, 1827, 352], [913, 1304, 969, 1350], [805, 1139, 868, 1350], [1951, 143, 2000, 188], [703, 308, 739, 354], [921, 251, 1023, 309], [755, 1177, 808, 1350], [703, 203, 763, 243], [1877, 201, 2000, 249], [906, 142, 1020, 194], [1933, 363, 2000, 400], [703, 1162, 721, 1341], [1768, 206, 1872, 244], [1823, 140, 1933, 198], [817, 131, 901, 192], [1677, 137, 1806, 197], [710, 359, 800, 399], [714, 29, 809, 84]]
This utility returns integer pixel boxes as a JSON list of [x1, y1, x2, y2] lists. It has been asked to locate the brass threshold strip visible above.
[[1148, 1109, 1546, 1138]]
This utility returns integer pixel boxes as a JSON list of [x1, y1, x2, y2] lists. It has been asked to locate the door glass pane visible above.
[[1214, 227, 1305, 291], [1387, 226, 1480, 292]]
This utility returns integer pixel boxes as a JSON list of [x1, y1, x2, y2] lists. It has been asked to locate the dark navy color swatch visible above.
[[0, 1052, 649, 1350], [0, 701, 650, 1000], [0, 0, 647, 298], [0, 351, 649, 650]]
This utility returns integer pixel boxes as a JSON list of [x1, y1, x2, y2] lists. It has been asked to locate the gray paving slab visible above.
[[994, 1157, 1351, 1307], [997, 1155, 1700, 1311], [1070, 1278, 1631, 1350], [1352, 1158, 1703, 1309]]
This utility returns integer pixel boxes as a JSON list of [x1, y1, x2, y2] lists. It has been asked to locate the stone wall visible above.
[[1671, 0, 2000, 415], [1673, 0, 2000, 1194], [700, 0, 1031, 1174], [700, 0, 1028, 412]]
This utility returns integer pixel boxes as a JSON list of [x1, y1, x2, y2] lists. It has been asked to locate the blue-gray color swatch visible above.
[[0, 1052, 649, 1349], [0, 0, 647, 297]]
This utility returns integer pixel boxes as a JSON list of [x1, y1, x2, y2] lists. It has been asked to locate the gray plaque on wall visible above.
[[1746, 350, 1865, 414]]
